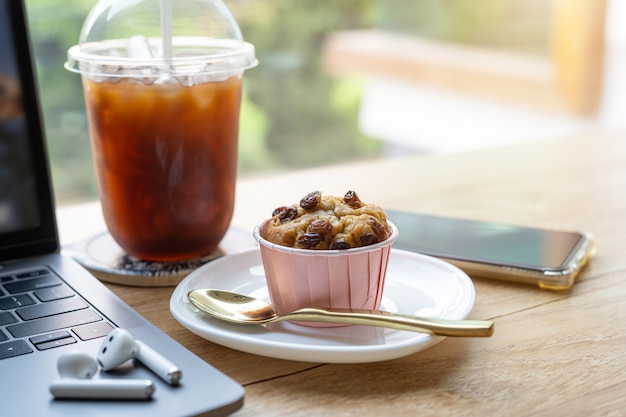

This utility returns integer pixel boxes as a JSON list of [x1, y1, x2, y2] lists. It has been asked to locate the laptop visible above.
[[0, 1, 244, 415]]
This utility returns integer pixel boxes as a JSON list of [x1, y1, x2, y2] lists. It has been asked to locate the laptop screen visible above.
[[0, 0, 58, 261]]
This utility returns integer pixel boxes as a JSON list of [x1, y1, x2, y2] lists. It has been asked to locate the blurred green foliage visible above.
[[25, 0, 96, 202], [25, 0, 385, 204], [379, 0, 549, 55], [24, 0, 548, 205], [232, 0, 382, 169]]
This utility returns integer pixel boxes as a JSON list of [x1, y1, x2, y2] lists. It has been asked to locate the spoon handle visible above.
[[281, 308, 494, 337]]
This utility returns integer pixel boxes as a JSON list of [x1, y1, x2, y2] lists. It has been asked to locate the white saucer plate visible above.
[[170, 248, 476, 363]]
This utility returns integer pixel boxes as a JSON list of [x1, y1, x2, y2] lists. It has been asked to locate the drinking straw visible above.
[[160, 0, 173, 60]]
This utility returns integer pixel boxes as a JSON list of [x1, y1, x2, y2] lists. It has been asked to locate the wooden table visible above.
[[57, 130, 626, 416]]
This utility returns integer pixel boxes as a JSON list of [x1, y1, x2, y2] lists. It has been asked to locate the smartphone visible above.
[[386, 210, 595, 290]]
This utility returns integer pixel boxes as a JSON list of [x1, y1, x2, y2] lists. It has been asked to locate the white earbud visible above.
[[57, 350, 97, 379], [50, 350, 154, 400], [98, 328, 182, 386]]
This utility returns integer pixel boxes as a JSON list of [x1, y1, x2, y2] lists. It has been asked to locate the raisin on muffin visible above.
[[260, 191, 390, 250]]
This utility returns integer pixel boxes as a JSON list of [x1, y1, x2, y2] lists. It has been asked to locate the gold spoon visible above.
[[188, 289, 494, 337]]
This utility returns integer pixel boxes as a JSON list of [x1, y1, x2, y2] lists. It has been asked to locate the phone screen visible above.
[[386, 210, 585, 270]]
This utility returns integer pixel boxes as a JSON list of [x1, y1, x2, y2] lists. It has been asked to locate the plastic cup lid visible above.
[[65, 0, 257, 79]]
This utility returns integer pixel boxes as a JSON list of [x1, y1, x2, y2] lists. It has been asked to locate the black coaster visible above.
[[63, 227, 256, 287]]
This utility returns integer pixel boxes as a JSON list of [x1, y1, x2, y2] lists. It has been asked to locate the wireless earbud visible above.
[[98, 328, 182, 386], [57, 350, 97, 379], [50, 350, 154, 400]]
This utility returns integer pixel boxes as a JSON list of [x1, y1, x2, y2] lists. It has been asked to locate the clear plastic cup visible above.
[[65, 0, 257, 262]]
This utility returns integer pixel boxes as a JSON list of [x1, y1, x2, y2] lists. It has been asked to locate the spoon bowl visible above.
[[188, 289, 494, 337]]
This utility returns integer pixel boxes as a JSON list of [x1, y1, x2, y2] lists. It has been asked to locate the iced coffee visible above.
[[83, 76, 242, 261], [66, 0, 257, 262]]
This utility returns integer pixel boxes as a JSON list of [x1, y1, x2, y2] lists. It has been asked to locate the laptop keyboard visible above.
[[0, 266, 114, 360]]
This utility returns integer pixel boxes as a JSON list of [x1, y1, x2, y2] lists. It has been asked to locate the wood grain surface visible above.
[[58, 130, 626, 416]]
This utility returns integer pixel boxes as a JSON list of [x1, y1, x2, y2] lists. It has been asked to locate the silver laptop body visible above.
[[0, 1, 244, 415]]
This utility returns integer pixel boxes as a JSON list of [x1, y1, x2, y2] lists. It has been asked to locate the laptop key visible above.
[[0, 329, 7, 342], [73, 322, 114, 341], [30, 330, 72, 345], [34, 336, 77, 351], [0, 294, 36, 310], [16, 297, 87, 321], [15, 269, 51, 279], [0, 311, 18, 326], [34, 285, 76, 302], [0, 340, 33, 360], [30, 331, 77, 351], [4, 276, 62, 294], [6, 309, 103, 338]]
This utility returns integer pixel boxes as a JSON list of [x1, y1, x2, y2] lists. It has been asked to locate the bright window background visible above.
[[24, 0, 623, 206], [25, 0, 391, 205]]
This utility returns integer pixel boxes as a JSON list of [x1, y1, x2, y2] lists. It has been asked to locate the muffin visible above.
[[254, 191, 398, 326], [260, 190, 391, 250]]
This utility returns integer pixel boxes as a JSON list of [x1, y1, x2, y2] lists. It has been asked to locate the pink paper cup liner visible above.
[[253, 221, 398, 327]]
